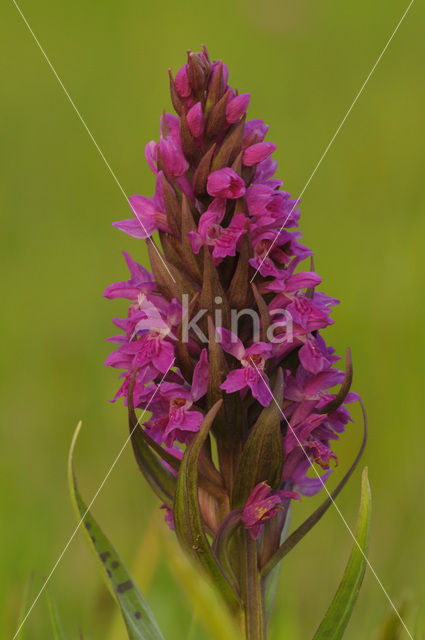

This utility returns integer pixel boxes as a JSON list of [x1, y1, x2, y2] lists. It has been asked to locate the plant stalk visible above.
[[241, 531, 265, 640]]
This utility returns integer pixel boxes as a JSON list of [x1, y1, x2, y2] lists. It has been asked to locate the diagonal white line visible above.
[[251, 0, 416, 282], [251, 362, 414, 639], [12, 358, 176, 640], [11, 0, 176, 284]]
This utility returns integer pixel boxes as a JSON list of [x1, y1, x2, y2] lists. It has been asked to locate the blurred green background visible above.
[[1, 0, 424, 638]]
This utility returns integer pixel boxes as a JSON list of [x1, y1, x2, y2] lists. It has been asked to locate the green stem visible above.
[[241, 532, 265, 640]]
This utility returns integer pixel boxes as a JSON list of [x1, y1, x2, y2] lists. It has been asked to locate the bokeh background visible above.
[[1, 0, 424, 638]]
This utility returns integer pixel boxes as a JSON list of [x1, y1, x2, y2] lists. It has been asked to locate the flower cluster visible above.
[[104, 47, 358, 551]]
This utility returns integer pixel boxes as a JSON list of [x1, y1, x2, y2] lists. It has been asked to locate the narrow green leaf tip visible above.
[[312, 467, 372, 640], [173, 402, 241, 612]]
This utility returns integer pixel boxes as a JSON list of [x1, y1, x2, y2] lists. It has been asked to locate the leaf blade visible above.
[[232, 369, 285, 508], [173, 402, 241, 612], [46, 592, 66, 640], [161, 525, 243, 640], [68, 422, 166, 640], [313, 467, 372, 640]]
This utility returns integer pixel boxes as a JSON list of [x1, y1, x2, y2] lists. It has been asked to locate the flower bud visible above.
[[186, 101, 204, 138], [243, 141, 276, 166], [226, 93, 251, 124], [207, 168, 246, 199], [187, 50, 210, 95]]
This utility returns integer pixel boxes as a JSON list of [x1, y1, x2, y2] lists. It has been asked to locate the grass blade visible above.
[[46, 592, 66, 640], [313, 467, 372, 640], [68, 422, 166, 640]]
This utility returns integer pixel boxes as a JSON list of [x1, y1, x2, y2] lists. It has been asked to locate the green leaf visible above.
[[128, 377, 176, 508], [262, 504, 292, 621], [106, 513, 162, 640], [161, 525, 243, 640], [232, 369, 285, 508], [312, 467, 372, 640], [173, 402, 241, 612], [212, 509, 243, 593], [68, 422, 166, 640], [128, 379, 221, 501], [46, 592, 66, 640], [377, 597, 410, 640]]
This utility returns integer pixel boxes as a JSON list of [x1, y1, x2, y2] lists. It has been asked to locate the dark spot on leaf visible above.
[[100, 552, 110, 563], [111, 561, 119, 569], [135, 611, 141, 619], [91, 536, 96, 543], [84, 521, 91, 530], [116, 581, 133, 593], [107, 569, 112, 578]]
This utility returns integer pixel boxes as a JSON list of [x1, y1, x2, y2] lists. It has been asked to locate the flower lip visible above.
[[242, 353, 265, 370]]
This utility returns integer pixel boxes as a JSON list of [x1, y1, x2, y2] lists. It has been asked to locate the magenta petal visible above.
[[187, 102, 204, 138], [243, 119, 268, 148], [299, 339, 329, 374], [244, 342, 272, 358], [145, 141, 158, 174], [175, 65, 191, 97], [112, 218, 153, 239], [286, 271, 322, 291], [249, 374, 273, 407], [304, 370, 343, 397], [163, 410, 203, 447], [104, 350, 132, 369], [122, 251, 153, 282], [159, 137, 189, 177], [160, 113, 180, 138], [130, 193, 159, 221], [191, 349, 209, 401], [242, 482, 284, 539], [103, 282, 139, 300], [187, 230, 203, 254], [243, 142, 276, 167], [226, 93, 251, 124], [181, 410, 204, 431], [163, 410, 202, 440], [220, 368, 247, 394], [152, 342, 175, 373], [215, 327, 245, 359], [207, 168, 246, 199], [295, 469, 332, 496]]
